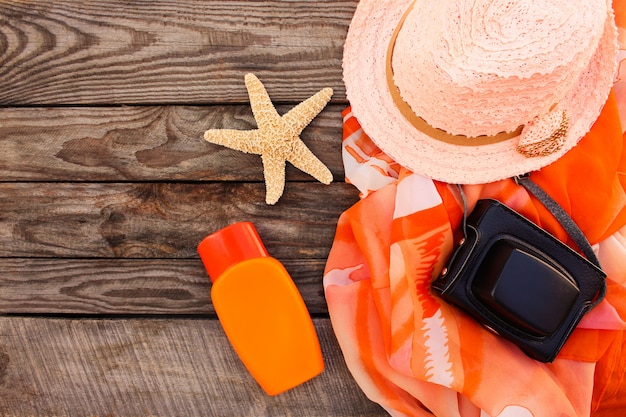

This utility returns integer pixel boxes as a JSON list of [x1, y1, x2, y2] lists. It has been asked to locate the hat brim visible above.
[[343, 0, 618, 184]]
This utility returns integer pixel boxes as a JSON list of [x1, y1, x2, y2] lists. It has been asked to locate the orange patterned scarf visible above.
[[324, 88, 626, 416]]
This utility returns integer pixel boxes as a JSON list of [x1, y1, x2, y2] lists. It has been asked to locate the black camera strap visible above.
[[457, 174, 601, 269], [513, 174, 601, 268]]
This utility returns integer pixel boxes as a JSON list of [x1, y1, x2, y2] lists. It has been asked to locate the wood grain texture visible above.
[[0, 104, 345, 181], [0, 258, 329, 315], [0, 317, 386, 416], [0, 1, 381, 415], [0, 0, 356, 105], [0, 182, 357, 259]]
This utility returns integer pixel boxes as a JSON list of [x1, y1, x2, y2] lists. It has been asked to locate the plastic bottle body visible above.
[[212, 256, 323, 395], [198, 222, 323, 396]]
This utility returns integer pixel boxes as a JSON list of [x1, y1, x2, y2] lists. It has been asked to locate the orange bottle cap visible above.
[[197, 222, 269, 283]]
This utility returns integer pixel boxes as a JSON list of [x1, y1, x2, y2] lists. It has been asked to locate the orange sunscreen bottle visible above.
[[197, 222, 324, 396]]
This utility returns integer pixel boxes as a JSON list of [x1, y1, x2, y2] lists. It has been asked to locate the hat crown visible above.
[[392, 0, 608, 137]]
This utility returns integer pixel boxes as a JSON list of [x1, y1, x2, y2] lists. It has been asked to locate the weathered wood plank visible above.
[[0, 104, 345, 181], [0, 0, 356, 105], [0, 182, 356, 258], [0, 317, 386, 416], [0, 258, 329, 315]]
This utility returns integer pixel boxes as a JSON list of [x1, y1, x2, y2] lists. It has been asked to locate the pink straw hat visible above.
[[343, 0, 619, 184]]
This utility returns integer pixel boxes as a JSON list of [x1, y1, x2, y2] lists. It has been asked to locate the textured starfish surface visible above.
[[204, 73, 334, 205]]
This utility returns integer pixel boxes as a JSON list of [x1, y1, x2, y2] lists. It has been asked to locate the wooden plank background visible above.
[[0, 1, 389, 415]]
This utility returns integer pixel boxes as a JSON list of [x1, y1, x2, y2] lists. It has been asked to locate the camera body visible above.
[[431, 199, 606, 362]]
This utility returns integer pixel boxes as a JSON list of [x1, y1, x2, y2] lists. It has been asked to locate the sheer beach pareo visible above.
[[324, 93, 626, 416]]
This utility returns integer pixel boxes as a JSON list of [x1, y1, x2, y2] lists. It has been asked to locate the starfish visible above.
[[204, 73, 334, 205]]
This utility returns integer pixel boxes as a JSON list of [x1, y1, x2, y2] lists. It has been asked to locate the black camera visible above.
[[431, 199, 606, 362]]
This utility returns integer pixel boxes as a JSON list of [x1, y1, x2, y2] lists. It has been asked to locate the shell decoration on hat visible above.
[[516, 109, 570, 158], [204, 73, 333, 205]]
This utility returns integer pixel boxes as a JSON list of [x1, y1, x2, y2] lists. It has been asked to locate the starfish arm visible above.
[[288, 139, 333, 185], [261, 154, 286, 205], [283, 87, 333, 135], [204, 129, 262, 155], [245, 73, 280, 131]]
